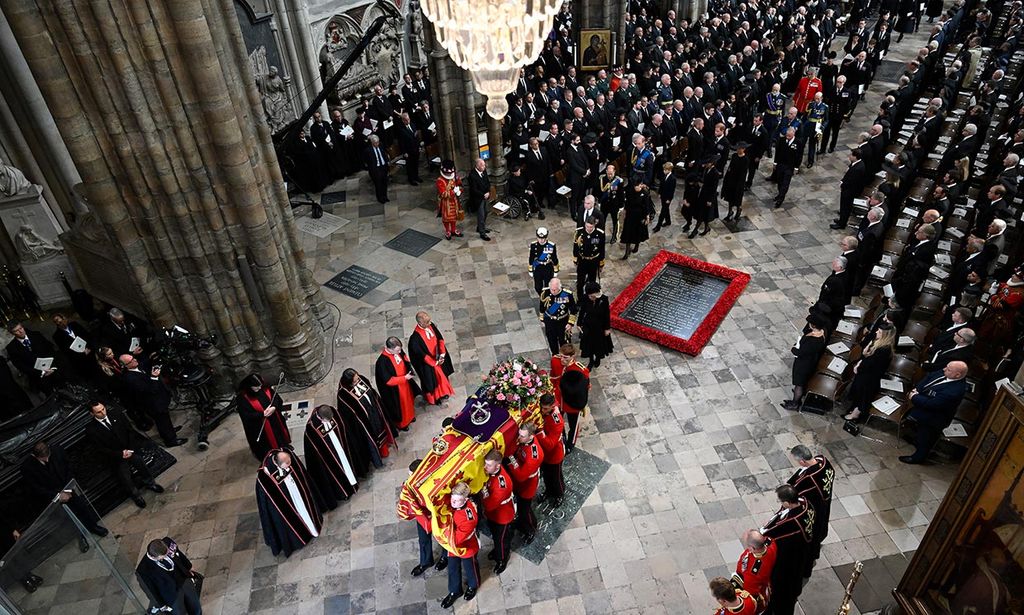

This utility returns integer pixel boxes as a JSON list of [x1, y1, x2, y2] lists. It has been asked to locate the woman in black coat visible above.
[[690, 155, 722, 238], [844, 323, 897, 423], [722, 144, 750, 221], [578, 282, 613, 369], [619, 182, 654, 259], [782, 317, 827, 410]]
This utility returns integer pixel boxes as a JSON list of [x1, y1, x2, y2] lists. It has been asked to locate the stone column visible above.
[[486, 116, 507, 195], [2, 0, 330, 382], [283, 0, 327, 117], [268, 0, 310, 108], [421, 21, 464, 164]]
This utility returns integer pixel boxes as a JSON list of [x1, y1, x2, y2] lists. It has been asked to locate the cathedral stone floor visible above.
[[10, 28, 958, 615]]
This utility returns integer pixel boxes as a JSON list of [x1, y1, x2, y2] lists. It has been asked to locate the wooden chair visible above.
[[803, 373, 843, 414], [911, 292, 945, 327], [902, 320, 933, 349]]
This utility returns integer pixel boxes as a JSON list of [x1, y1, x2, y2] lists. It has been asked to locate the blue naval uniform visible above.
[[764, 92, 786, 153], [538, 287, 578, 353], [803, 101, 828, 165], [528, 240, 559, 295]]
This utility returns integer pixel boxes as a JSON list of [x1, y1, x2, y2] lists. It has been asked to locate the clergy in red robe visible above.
[[407, 311, 455, 406], [374, 336, 422, 430], [255, 448, 323, 557], [336, 368, 397, 467], [236, 373, 292, 462], [303, 405, 358, 509]]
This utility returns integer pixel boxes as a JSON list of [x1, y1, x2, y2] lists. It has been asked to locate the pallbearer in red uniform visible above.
[[441, 482, 480, 609], [481, 450, 515, 574], [792, 66, 822, 114], [709, 577, 758, 615], [558, 355, 591, 452], [374, 336, 422, 430], [408, 311, 455, 407], [507, 423, 544, 543], [336, 368, 396, 470], [236, 373, 291, 462], [760, 486, 814, 615], [549, 343, 575, 409], [536, 393, 565, 506], [255, 448, 323, 558], [786, 445, 834, 577], [302, 405, 358, 510], [732, 529, 776, 614]]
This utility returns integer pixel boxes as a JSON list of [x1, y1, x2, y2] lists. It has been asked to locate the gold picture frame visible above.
[[579, 29, 611, 71]]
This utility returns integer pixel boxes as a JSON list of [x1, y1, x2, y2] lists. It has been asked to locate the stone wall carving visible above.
[[251, 47, 292, 132], [318, 1, 405, 107], [0, 159, 32, 199], [407, 0, 424, 66], [235, 0, 297, 131]]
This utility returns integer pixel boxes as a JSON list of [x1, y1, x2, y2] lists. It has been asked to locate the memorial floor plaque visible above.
[[383, 228, 441, 257], [611, 250, 750, 355], [323, 266, 387, 299]]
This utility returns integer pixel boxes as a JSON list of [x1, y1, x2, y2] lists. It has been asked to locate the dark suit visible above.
[[84, 407, 157, 496], [364, 145, 390, 204], [838, 160, 866, 225], [395, 122, 420, 183], [906, 372, 968, 462], [52, 322, 93, 379], [136, 537, 202, 614], [923, 344, 974, 372], [655, 171, 677, 227], [893, 239, 936, 309], [100, 317, 146, 358], [20, 444, 103, 530], [123, 369, 177, 446], [773, 137, 801, 205], [6, 331, 62, 392], [854, 221, 884, 294], [468, 168, 491, 236], [817, 270, 851, 328]]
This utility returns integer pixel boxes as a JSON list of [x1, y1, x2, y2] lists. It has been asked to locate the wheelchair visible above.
[[501, 194, 536, 220]]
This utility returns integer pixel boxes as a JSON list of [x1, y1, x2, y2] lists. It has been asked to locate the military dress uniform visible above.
[[802, 101, 828, 167], [764, 92, 785, 154], [528, 240, 559, 296], [713, 590, 758, 615], [539, 287, 578, 354], [573, 226, 605, 297], [537, 407, 566, 504], [732, 539, 777, 613], [507, 437, 544, 541], [481, 466, 516, 571]]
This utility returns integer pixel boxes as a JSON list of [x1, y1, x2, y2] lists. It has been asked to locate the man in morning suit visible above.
[[365, 134, 390, 204], [900, 361, 969, 464], [772, 127, 800, 208], [396, 113, 421, 185], [467, 158, 491, 241], [831, 148, 866, 229], [121, 354, 187, 449], [84, 401, 164, 508], [6, 320, 62, 393]]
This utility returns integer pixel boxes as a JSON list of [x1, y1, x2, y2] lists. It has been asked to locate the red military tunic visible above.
[[560, 361, 591, 415], [482, 467, 516, 524], [436, 176, 464, 223], [447, 499, 480, 557], [792, 77, 822, 113], [713, 590, 758, 615], [537, 407, 566, 465], [508, 439, 544, 499], [549, 353, 569, 408], [733, 540, 777, 612]]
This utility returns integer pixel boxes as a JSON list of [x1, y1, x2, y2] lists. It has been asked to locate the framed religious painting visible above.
[[893, 387, 1024, 614], [579, 29, 611, 71]]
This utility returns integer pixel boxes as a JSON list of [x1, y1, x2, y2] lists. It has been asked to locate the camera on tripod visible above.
[[151, 325, 217, 387]]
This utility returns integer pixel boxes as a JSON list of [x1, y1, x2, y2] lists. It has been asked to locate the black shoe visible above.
[[724, 211, 733, 221], [464, 588, 477, 602], [166, 437, 188, 448], [90, 525, 109, 538], [829, 223, 844, 229], [174, 425, 183, 432], [494, 561, 507, 575], [441, 592, 463, 609], [688, 228, 699, 239], [480, 234, 491, 241], [132, 495, 147, 508], [681, 222, 691, 232], [806, 162, 814, 169], [311, 205, 323, 219], [399, 426, 410, 432], [773, 200, 783, 209], [21, 578, 37, 593], [609, 237, 616, 244], [411, 563, 431, 577], [453, 231, 463, 237], [146, 483, 165, 494], [663, 222, 671, 228], [538, 211, 546, 220], [487, 551, 497, 561], [898, 456, 921, 464], [780, 400, 798, 410], [621, 251, 629, 260], [632, 245, 638, 253], [652, 225, 662, 233], [699, 225, 710, 236], [28, 574, 42, 586], [435, 557, 448, 571]]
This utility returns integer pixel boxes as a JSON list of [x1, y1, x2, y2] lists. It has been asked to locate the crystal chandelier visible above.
[[420, 0, 565, 119]]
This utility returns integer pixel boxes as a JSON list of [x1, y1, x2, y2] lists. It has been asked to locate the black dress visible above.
[[578, 295, 613, 361], [848, 345, 893, 420], [620, 187, 654, 244], [696, 166, 722, 222], [791, 334, 826, 387], [721, 153, 749, 211]]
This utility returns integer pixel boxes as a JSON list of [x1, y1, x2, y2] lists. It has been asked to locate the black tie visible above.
[[103, 419, 112, 430], [22, 338, 31, 351]]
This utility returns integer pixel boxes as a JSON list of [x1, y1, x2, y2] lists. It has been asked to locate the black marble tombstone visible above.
[[619, 262, 730, 340]]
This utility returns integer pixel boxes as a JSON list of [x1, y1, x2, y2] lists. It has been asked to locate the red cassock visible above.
[[482, 467, 516, 524], [408, 324, 455, 405], [792, 77, 822, 113], [447, 499, 481, 557], [537, 408, 566, 465], [712, 590, 758, 615], [733, 540, 776, 613], [508, 439, 544, 498], [374, 350, 421, 429]]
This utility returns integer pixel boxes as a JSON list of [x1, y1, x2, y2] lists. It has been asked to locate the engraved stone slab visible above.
[[324, 266, 388, 299], [383, 228, 441, 257], [295, 212, 350, 238], [619, 263, 730, 340]]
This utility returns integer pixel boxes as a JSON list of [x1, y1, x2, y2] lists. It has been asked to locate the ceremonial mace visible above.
[[836, 560, 864, 615], [256, 372, 286, 442]]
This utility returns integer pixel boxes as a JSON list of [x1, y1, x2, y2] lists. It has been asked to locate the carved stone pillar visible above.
[[2, 0, 330, 382], [421, 21, 465, 165]]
